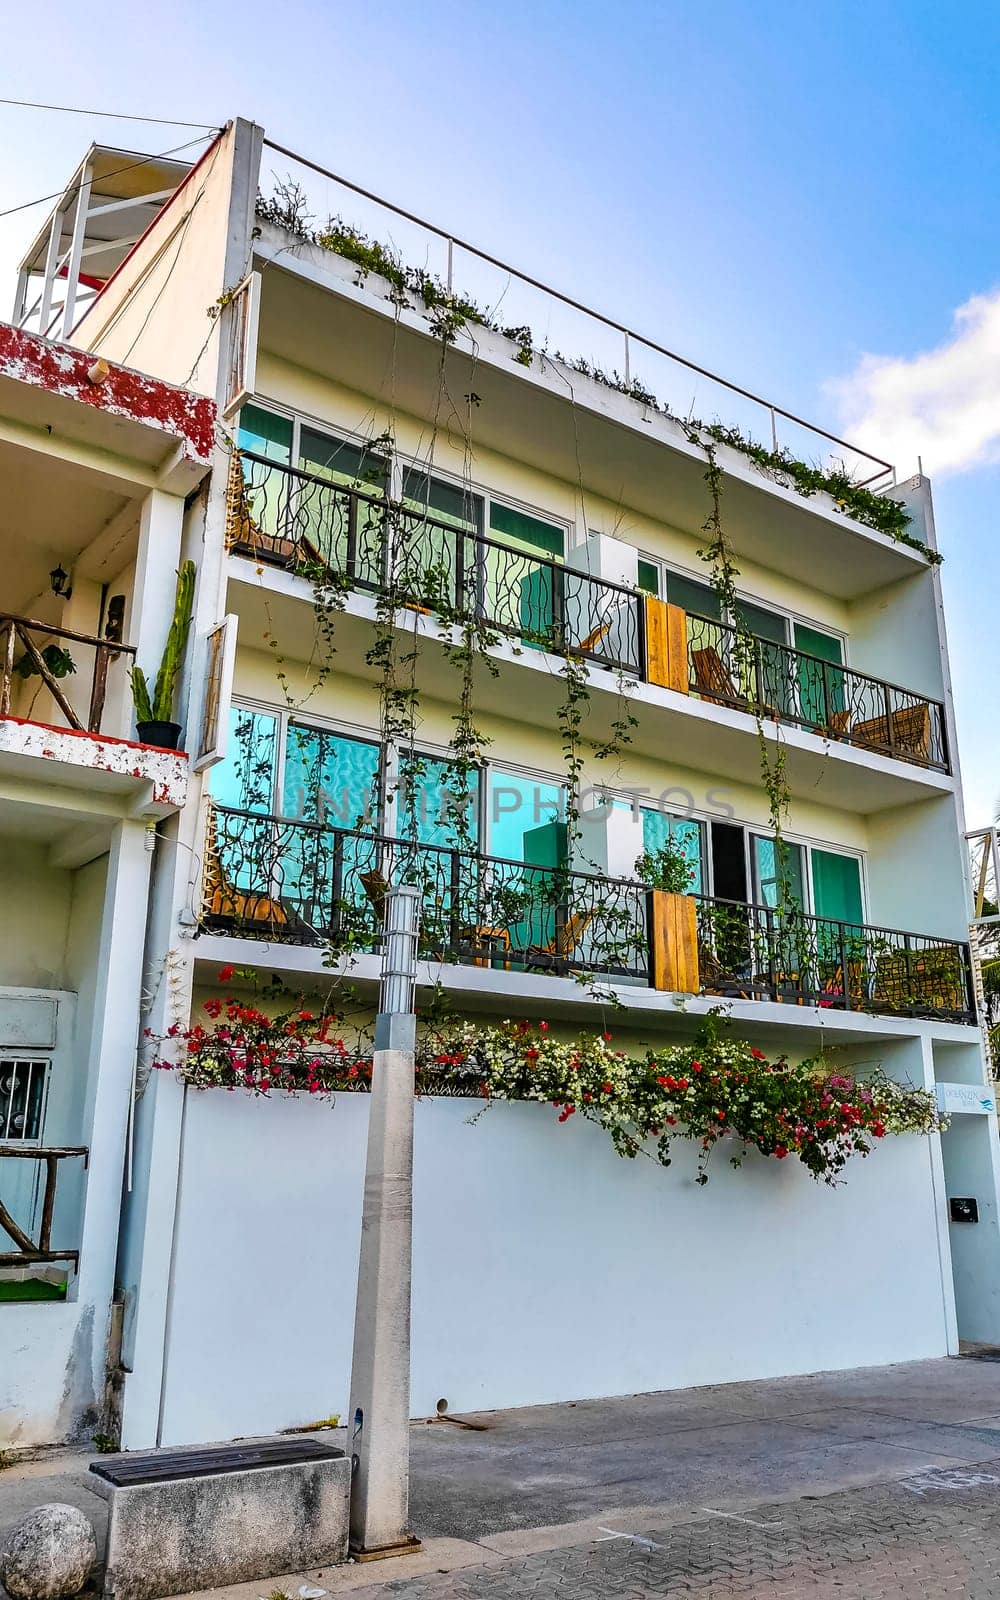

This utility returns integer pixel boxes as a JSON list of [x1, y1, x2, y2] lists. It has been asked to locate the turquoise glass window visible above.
[[397, 751, 480, 848], [282, 725, 380, 829], [753, 836, 806, 910], [238, 404, 292, 463], [811, 849, 863, 926], [211, 706, 278, 813], [637, 559, 660, 597], [640, 810, 704, 893]]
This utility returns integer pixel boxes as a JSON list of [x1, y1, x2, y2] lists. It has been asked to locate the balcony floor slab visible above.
[[191, 933, 982, 1050], [0, 717, 187, 821]]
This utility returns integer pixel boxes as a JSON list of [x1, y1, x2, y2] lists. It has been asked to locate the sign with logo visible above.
[[936, 1081, 996, 1116]]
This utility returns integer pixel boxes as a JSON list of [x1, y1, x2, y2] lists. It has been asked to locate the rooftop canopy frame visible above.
[[12, 143, 195, 340]]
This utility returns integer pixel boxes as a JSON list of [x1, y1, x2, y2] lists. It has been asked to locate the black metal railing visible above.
[[234, 453, 644, 673], [693, 893, 975, 1021], [235, 456, 949, 773], [204, 805, 648, 979], [686, 612, 949, 771], [202, 805, 975, 1021]]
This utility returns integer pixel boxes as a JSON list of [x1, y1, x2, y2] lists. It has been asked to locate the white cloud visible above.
[[830, 288, 1000, 479]]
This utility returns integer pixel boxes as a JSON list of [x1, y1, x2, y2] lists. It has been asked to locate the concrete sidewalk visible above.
[[6, 1356, 1000, 1596]]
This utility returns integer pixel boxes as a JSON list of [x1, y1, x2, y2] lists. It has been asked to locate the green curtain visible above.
[[811, 849, 863, 925], [794, 623, 845, 728]]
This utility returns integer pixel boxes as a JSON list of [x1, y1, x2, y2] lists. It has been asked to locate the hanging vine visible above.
[[685, 428, 793, 905]]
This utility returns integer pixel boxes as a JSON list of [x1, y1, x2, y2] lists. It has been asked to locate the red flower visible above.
[[872, 1122, 886, 1138], [203, 998, 222, 1019], [603, 1082, 613, 1094], [774, 1145, 788, 1159], [750, 1048, 766, 1061], [218, 965, 234, 983], [539, 1021, 549, 1032], [602, 1032, 612, 1042], [691, 1061, 702, 1073]]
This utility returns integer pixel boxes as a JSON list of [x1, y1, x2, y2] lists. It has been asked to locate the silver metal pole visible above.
[[346, 883, 421, 1558]]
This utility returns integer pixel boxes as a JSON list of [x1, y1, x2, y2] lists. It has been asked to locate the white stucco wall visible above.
[[150, 1087, 952, 1449]]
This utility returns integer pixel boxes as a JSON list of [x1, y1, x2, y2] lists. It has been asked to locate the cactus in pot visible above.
[[131, 559, 195, 749]]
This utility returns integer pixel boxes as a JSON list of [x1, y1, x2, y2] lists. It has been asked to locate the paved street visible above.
[[9, 1357, 1000, 1596], [343, 1462, 1000, 1596]]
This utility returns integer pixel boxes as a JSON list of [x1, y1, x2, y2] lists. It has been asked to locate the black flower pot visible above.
[[136, 719, 182, 750]]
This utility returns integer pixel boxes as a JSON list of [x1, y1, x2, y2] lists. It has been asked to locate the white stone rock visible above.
[[0, 1503, 97, 1600]]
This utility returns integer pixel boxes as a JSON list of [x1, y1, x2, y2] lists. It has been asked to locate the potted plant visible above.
[[131, 560, 195, 750], [635, 839, 699, 993]]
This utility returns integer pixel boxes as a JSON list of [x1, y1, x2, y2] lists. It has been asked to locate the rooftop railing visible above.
[[260, 139, 896, 489], [202, 805, 975, 1023]]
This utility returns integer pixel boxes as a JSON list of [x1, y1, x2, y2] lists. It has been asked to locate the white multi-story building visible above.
[[6, 117, 1000, 1452]]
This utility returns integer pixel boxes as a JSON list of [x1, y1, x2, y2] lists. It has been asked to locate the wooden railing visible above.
[[0, 1145, 88, 1271], [0, 614, 135, 735]]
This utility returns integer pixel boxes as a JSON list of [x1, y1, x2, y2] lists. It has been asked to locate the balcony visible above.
[[201, 805, 976, 1024], [685, 613, 948, 770], [1, 612, 134, 735], [230, 453, 948, 776], [0, 612, 187, 817]]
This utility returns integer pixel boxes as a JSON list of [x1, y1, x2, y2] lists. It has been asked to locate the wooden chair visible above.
[[525, 911, 594, 972], [359, 869, 391, 919], [819, 961, 866, 1007], [874, 946, 964, 1013], [850, 702, 931, 761], [202, 812, 295, 934], [697, 941, 773, 1001], [578, 618, 612, 655], [691, 646, 742, 707]]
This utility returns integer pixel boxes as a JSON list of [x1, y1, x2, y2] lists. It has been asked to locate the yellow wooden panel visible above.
[[664, 604, 690, 695], [644, 596, 669, 688], [650, 890, 700, 993]]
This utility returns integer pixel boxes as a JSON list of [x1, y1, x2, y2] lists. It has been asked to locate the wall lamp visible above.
[[49, 564, 73, 600]]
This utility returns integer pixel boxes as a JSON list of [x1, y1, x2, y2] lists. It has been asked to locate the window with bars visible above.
[[0, 1060, 49, 1141]]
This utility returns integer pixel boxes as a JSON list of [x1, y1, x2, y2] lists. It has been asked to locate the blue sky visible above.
[[1, 0, 997, 816]]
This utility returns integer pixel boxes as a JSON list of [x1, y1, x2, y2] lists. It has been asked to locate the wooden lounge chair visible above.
[[850, 702, 931, 761], [202, 813, 296, 935], [525, 912, 594, 972], [691, 646, 741, 707]]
